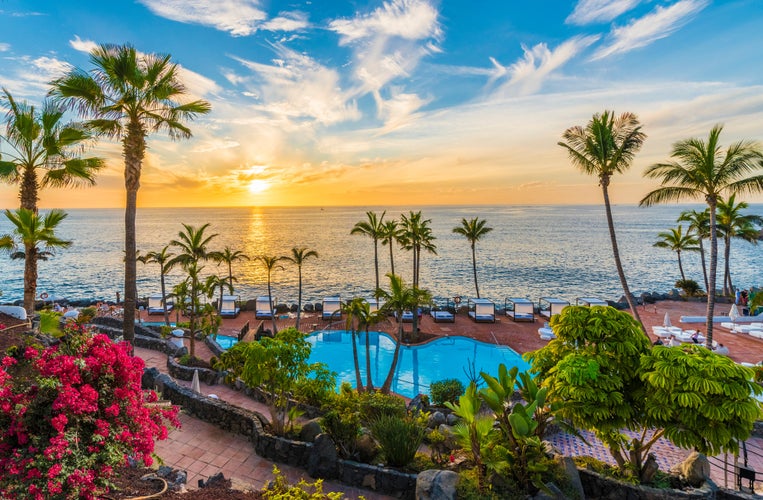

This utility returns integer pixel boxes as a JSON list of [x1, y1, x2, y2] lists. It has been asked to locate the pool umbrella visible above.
[[191, 370, 201, 394], [730, 303, 740, 325], [663, 312, 672, 328]]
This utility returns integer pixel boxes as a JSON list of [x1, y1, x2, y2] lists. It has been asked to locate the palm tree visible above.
[[351, 211, 385, 294], [0, 88, 104, 212], [285, 247, 318, 331], [137, 245, 176, 326], [1, 208, 72, 316], [342, 297, 369, 392], [559, 110, 646, 331], [377, 273, 431, 394], [210, 246, 249, 295], [360, 306, 386, 392], [640, 124, 763, 346], [653, 226, 699, 282], [379, 219, 402, 277], [399, 211, 437, 289], [453, 217, 493, 298], [256, 255, 285, 335], [169, 223, 218, 358], [678, 209, 711, 292], [716, 195, 762, 295], [50, 43, 211, 346]]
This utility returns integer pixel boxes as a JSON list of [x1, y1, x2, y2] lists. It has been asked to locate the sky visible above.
[[1, 0, 762, 208]]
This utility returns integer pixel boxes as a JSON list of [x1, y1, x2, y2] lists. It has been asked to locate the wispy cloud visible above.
[[137, 0, 267, 36], [489, 36, 599, 96], [329, 0, 441, 43], [0, 43, 10, 52], [591, 0, 708, 60], [566, 0, 641, 25], [261, 11, 309, 32], [69, 35, 98, 53]]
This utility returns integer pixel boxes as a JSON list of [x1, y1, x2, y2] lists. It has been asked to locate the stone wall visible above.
[[166, 355, 223, 385]]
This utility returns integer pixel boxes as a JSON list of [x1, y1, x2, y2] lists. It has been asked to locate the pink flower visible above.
[[51, 414, 68, 433]]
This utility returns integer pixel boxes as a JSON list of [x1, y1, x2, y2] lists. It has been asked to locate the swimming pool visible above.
[[306, 330, 530, 399], [213, 335, 239, 350], [136, 321, 177, 327]]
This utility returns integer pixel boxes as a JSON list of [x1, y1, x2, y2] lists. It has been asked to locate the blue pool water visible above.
[[138, 321, 177, 327], [306, 330, 530, 399], [214, 335, 239, 350]]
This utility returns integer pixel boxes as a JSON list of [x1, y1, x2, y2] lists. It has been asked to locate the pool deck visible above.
[[134, 300, 763, 495]]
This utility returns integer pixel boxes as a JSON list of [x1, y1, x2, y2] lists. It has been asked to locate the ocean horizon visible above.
[[1, 204, 761, 306]]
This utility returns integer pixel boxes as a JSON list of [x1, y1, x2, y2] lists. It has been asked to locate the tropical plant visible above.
[[430, 378, 465, 406], [716, 194, 762, 295], [399, 211, 437, 289], [379, 218, 402, 277], [51, 43, 212, 346], [653, 225, 699, 282], [217, 328, 334, 436], [210, 246, 249, 296], [137, 245, 176, 326], [0, 88, 103, 212], [342, 297, 370, 392], [285, 247, 318, 330], [0, 324, 179, 499], [453, 217, 493, 298], [1, 208, 72, 316], [678, 209, 711, 292], [169, 223, 218, 358], [640, 124, 763, 346], [371, 414, 426, 467], [351, 210, 386, 294], [256, 255, 285, 335], [321, 384, 363, 459], [559, 110, 646, 331], [262, 465, 347, 500], [675, 278, 702, 297]]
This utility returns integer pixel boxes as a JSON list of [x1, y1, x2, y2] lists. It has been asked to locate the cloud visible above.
[[376, 89, 430, 132], [489, 36, 599, 96], [69, 35, 98, 53], [591, 0, 708, 60], [329, 0, 441, 44], [261, 11, 309, 32], [137, 0, 267, 36], [566, 0, 641, 25], [0, 43, 9, 52]]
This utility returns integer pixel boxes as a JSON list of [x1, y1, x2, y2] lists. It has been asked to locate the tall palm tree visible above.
[[50, 43, 211, 346], [678, 209, 711, 292], [453, 217, 493, 298], [379, 219, 402, 277], [400, 211, 437, 289], [256, 255, 285, 335], [351, 211, 386, 294], [360, 306, 386, 392], [716, 195, 762, 295], [210, 246, 249, 295], [640, 124, 763, 346], [1, 208, 72, 316], [0, 88, 104, 212], [653, 226, 699, 282], [285, 247, 318, 331], [559, 110, 646, 331], [377, 273, 431, 394], [137, 245, 176, 326], [169, 223, 218, 358], [342, 297, 369, 392]]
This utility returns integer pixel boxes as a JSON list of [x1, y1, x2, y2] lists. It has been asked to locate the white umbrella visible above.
[[730, 303, 740, 324], [191, 370, 201, 394], [63, 309, 80, 319], [663, 312, 672, 328]]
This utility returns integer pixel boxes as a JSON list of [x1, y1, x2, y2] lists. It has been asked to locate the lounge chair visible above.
[[576, 297, 608, 307], [147, 294, 173, 315], [538, 297, 569, 320], [255, 296, 274, 319], [680, 311, 763, 324], [220, 294, 241, 318], [505, 298, 534, 322], [395, 309, 421, 323], [468, 298, 495, 323], [538, 325, 556, 340], [322, 296, 342, 321], [364, 297, 385, 314], [431, 299, 455, 323]]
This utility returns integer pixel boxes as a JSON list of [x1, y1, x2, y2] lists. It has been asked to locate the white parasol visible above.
[[663, 312, 672, 328], [191, 369, 201, 394], [729, 303, 740, 324]]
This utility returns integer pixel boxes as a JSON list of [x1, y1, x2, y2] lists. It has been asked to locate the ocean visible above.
[[1, 204, 761, 306]]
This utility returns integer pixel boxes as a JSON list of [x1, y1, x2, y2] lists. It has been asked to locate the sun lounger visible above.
[[505, 298, 534, 322], [680, 312, 763, 324], [431, 300, 455, 323], [538, 297, 569, 320], [395, 309, 421, 323], [147, 294, 173, 315], [468, 298, 495, 323], [576, 297, 608, 307], [220, 294, 241, 318], [538, 326, 555, 340], [255, 296, 273, 319], [322, 296, 342, 321]]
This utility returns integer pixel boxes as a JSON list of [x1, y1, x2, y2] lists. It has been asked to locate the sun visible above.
[[247, 179, 270, 194]]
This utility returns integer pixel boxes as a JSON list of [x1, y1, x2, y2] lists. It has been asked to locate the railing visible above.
[[707, 438, 763, 493], [237, 321, 250, 342]]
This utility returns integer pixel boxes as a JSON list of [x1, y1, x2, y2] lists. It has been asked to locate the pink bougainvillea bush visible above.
[[0, 324, 180, 499]]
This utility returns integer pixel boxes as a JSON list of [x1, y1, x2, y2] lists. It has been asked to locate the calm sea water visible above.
[[1, 205, 762, 305]]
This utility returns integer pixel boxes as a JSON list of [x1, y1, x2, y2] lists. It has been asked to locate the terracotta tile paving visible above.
[[137, 300, 763, 495]]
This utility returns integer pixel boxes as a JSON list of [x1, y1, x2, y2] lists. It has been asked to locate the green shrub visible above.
[[292, 364, 336, 408], [321, 409, 361, 459], [675, 279, 702, 297], [430, 378, 464, 406], [359, 391, 406, 423], [262, 465, 349, 499], [370, 414, 425, 467]]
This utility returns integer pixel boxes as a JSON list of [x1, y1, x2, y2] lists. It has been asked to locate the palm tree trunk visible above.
[[706, 200, 718, 346], [365, 326, 374, 392], [381, 322, 404, 394], [23, 244, 37, 318], [268, 275, 277, 335], [698, 238, 709, 293], [296, 268, 303, 330], [351, 327, 363, 392], [373, 239, 380, 294], [601, 180, 645, 333], [471, 244, 480, 298], [677, 251, 686, 282], [20, 166, 38, 213], [724, 237, 733, 296], [161, 273, 170, 326], [389, 242, 395, 277], [122, 125, 145, 349]]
